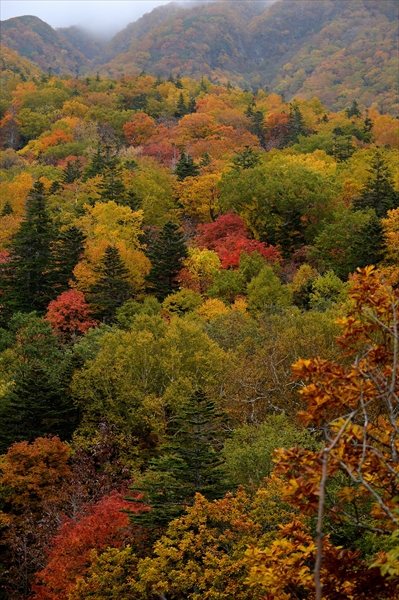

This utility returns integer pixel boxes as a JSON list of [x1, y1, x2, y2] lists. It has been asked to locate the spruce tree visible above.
[[251, 110, 266, 147], [346, 99, 361, 118], [83, 143, 109, 180], [146, 221, 188, 301], [62, 158, 82, 184], [174, 152, 200, 181], [1, 200, 13, 216], [232, 146, 261, 170], [175, 92, 188, 118], [50, 225, 86, 293], [332, 127, 355, 162], [353, 151, 399, 217], [175, 74, 183, 89], [0, 316, 77, 452], [99, 159, 127, 204], [349, 212, 385, 269], [1, 181, 54, 317], [128, 389, 227, 528], [286, 104, 306, 145], [88, 245, 132, 323]]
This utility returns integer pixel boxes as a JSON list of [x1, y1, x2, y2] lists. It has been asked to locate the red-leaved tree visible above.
[[196, 212, 282, 268], [32, 491, 147, 600], [46, 289, 97, 342]]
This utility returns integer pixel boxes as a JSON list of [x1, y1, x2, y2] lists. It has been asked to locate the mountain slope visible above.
[[56, 26, 106, 61], [0, 16, 91, 74], [101, 0, 398, 114]]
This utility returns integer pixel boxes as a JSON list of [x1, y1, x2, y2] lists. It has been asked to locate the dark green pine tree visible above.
[[62, 158, 82, 184], [83, 143, 109, 180], [353, 151, 399, 217], [174, 152, 200, 181], [346, 99, 361, 118], [50, 225, 86, 293], [99, 159, 127, 204], [349, 212, 385, 270], [146, 221, 188, 301], [128, 389, 228, 528], [175, 92, 188, 118], [88, 245, 133, 323], [1, 181, 54, 318], [286, 104, 307, 145], [174, 74, 183, 89], [332, 127, 355, 162], [0, 316, 77, 453], [1, 200, 13, 216], [251, 110, 266, 147], [232, 146, 261, 170]]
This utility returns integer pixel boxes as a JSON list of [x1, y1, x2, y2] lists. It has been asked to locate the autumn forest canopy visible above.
[[0, 0, 398, 598]]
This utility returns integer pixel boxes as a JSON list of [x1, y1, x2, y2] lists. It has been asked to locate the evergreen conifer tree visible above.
[[50, 225, 86, 293], [128, 389, 227, 528], [174, 153, 200, 181], [175, 92, 188, 118], [1, 200, 13, 216], [349, 212, 385, 269], [251, 110, 266, 147], [232, 146, 261, 170], [62, 158, 82, 184], [175, 74, 183, 89], [88, 245, 132, 323], [346, 99, 361, 118], [0, 316, 77, 452], [286, 104, 307, 145], [332, 127, 355, 162], [99, 159, 127, 204], [83, 143, 109, 180], [1, 181, 54, 317], [146, 221, 188, 301], [353, 151, 399, 217]]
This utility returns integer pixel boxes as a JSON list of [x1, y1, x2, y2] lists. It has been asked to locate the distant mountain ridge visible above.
[[0, 15, 93, 74], [1, 0, 398, 114]]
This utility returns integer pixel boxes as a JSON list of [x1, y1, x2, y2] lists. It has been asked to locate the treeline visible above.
[[0, 68, 398, 599]]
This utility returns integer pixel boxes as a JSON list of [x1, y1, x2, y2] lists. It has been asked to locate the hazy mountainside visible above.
[[57, 26, 106, 61], [103, 2, 192, 61], [0, 15, 92, 74], [101, 0, 398, 114], [102, 0, 272, 81], [1, 0, 398, 113]]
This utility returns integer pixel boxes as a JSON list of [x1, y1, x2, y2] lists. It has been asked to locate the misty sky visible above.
[[1, 1, 175, 38]]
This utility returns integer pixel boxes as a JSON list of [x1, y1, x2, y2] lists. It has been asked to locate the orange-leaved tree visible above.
[[246, 266, 399, 599]]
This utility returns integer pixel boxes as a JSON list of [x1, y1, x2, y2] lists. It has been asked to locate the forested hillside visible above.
[[0, 20, 398, 600], [0, 16, 92, 75], [2, 0, 398, 113]]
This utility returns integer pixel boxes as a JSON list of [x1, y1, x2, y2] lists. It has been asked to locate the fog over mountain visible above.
[[1, 0, 173, 39], [1, 0, 397, 114]]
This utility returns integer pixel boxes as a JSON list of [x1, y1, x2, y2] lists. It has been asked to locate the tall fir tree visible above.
[[88, 245, 132, 323], [1, 181, 54, 319], [332, 127, 355, 162], [62, 158, 82, 184], [128, 389, 227, 528], [286, 103, 307, 145], [349, 212, 385, 269], [50, 225, 86, 294], [175, 92, 188, 118], [146, 221, 188, 301], [353, 151, 399, 217], [0, 315, 77, 452], [174, 152, 200, 181], [1, 200, 13, 216], [251, 110, 266, 147]]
